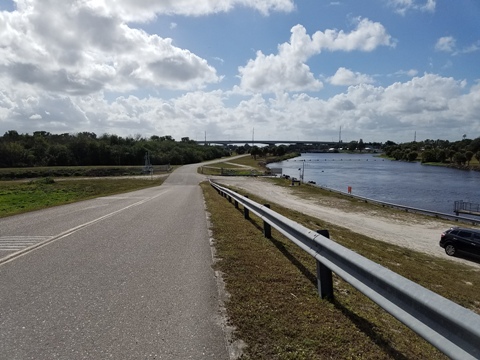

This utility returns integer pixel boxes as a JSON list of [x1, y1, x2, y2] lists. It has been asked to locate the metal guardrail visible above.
[[455, 200, 480, 217], [209, 180, 480, 360]]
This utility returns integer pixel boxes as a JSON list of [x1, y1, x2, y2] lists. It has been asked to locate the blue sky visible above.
[[0, 0, 479, 143]]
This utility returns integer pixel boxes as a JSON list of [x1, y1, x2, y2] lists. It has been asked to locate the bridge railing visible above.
[[209, 180, 480, 360]]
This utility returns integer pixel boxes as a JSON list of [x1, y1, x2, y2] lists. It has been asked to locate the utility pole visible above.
[[302, 160, 305, 182], [299, 160, 305, 183]]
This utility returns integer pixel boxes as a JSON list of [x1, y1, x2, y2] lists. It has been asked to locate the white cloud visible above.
[[390, 0, 436, 15], [393, 69, 419, 77], [239, 18, 394, 93], [274, 73, 474, 141], [0, 1, 221, 96], [0, 1, 478, 144], [435, 37, 480, 56], [462, 42, 480, 54], [435, 36, 456, 52], [423, 0, 436, 12], [2, 73, 477, 143], [83, 0, 295, 22], [238, 50, 324, 94], [328, 67, 375, 86]]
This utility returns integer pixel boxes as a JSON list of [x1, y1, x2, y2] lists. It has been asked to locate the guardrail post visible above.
[[316, 230, 333, 300], [263, 204, 271, 238], [244, 196, 250, 220], [234, 200, 238, 209]]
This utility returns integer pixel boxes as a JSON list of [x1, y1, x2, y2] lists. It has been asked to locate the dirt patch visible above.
[[211, 176, 480, 270]]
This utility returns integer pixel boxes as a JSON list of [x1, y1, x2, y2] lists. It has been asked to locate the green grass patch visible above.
[[226, 155, 261, 168], [199, 160, 257, 176], [204, 161, 246, 168], [200, 153, 299, 176], [0, 165, 172, 180], [200, 167, 261, 176], [0, 177, 165, 217], [229, 153, 299, 168], [202, 182, 479, 359]]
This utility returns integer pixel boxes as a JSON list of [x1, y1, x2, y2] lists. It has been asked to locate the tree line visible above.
[[2, 129, 479, 169], [0, 131, 230, 168], [383, 137, 480, 167]]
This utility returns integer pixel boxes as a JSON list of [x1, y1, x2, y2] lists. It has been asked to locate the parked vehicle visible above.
[[439, 227, 480, 256]]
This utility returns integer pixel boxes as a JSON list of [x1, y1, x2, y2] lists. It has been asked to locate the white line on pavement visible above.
[[0, 189, 170, 265]]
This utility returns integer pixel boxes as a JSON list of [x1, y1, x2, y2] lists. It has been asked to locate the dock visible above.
[[454, 200, 480, 216]]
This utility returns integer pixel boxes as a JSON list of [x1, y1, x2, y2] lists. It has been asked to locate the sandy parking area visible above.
[[211, 176, 480, 270]]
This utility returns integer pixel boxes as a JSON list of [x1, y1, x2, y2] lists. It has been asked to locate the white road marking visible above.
[[0, 189, 170, 265], [0, 236, 52, 251], [97, 196, 146, 200]]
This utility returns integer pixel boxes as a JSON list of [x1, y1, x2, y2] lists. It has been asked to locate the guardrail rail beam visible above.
[[209, 180, 480, 359]]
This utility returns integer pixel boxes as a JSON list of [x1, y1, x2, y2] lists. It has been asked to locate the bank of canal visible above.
[[269, 153, 480, 217]]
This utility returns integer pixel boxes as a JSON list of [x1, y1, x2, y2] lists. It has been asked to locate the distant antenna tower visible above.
[[339, 126, 342, 143], [414, 131, 416, 142]]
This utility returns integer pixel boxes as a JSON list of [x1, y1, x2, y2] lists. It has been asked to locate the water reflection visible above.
[[270, 153, 480, 216]]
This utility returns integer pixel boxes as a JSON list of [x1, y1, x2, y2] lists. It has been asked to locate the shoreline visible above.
[[211, 176, 480, 270]]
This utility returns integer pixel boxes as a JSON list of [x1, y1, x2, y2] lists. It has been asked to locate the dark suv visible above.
[[439, 227, 480, 256]]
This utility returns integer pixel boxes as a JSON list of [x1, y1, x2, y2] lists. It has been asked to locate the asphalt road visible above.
[[0, 163, 230, 359]]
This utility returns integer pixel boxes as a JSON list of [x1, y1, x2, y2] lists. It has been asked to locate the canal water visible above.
[[269, 153, 480, 216]]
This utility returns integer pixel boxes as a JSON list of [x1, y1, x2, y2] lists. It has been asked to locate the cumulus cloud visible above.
[[0, 1, 478, 144], [328, 67, 375, 86], [239, 18, 394, 93], [0, 1, 221, 98], [82, 0, 295, 22], [271, 73, 475, 141], [3, 72, 477, 143]]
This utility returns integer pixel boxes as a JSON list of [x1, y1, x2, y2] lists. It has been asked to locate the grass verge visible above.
[[0, 165, 173, 180], [200, 153, 299, 176], [0, 177, 166, 218], [202, 182, 479, 359]]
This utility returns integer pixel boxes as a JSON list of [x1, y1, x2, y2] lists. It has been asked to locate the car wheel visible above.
[[445, 244, 456, 256]]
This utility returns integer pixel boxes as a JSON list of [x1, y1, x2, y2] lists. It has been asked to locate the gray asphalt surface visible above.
[[0, 163, 229, 359]]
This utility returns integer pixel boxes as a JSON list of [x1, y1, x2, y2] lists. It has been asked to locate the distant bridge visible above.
[[196, 140, 341, 146]]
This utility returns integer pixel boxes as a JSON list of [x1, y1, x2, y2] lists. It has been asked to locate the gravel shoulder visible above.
[[211, 176, 480, 270]]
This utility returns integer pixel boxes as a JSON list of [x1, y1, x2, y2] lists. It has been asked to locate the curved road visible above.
[[0, 162, 232, 359]]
